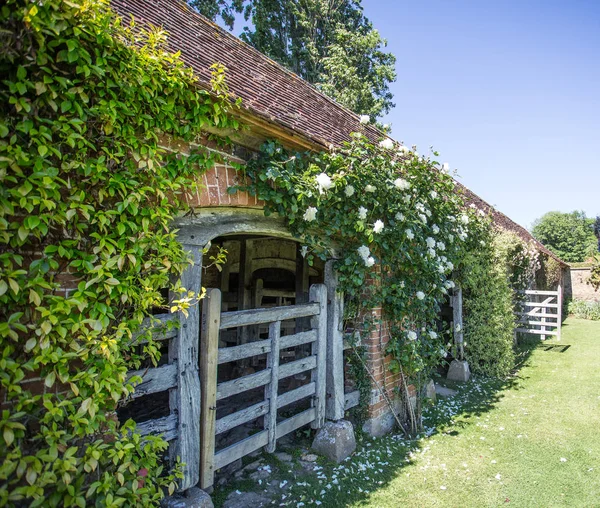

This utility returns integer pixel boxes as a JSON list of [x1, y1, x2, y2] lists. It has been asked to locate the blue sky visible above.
[[362, 0, 599, 228]]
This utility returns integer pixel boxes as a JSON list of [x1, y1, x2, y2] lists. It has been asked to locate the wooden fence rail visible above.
[[515, 287, 562, 340]]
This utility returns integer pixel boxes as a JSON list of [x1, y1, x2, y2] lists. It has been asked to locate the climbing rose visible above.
[[429, 330, 438, 339], [358, 206, 368, 220], [419, 213, 428, 224], [416, 291, 425, 300], [300, 245, 309, 258], [442, 162, 450, 171], [316, 173, 332, 194], [357, 245, 370, 260], [437, 241, 446, 251], [461, 214, 470, 225], [365, 256, 375, 267], [398, 145, 410, 154], [407, 331, 417, 341], [393, 178, 410, 190], [359, 114, 370, 124], [432, 224, 440, 234], [379, 138, 394, 150], [373, 220, 384, 234], [345, 185, 355, 197], [303, 207, 317, 222], [430, 191, 438, 199], [426, 237, 436, 248], [395, 212, 405, 221], [406, 229, 414, 240], [365, 184, 376, 193]]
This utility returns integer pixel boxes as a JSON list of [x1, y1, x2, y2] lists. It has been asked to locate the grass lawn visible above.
[[275, 318, 600, 507]]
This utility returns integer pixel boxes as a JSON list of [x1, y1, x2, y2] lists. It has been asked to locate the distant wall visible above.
[[569, 267, 599, 302]]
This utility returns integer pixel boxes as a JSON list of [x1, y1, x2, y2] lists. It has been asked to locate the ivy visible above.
[[0, 1, 238, 505]]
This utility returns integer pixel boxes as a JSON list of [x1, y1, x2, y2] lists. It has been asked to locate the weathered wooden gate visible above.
[[515, 287, 562, 340], [199, 284, 328, 489]]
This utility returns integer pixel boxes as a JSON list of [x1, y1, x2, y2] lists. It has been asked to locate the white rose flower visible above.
[[461, 214, 470, 225], [358, 206, 368, 220], [365, 184, 376, 193], [426, 237, 436, 248], [345, 185, 355, 197], [300, 245, 309, 258], [480, 240, 486, 246], [479, 209, 486, 217], [406, 229, 414, 240], [398, 145, 410, 154], [359, 114, 370, 124], [430, 191, 438, 199], [316, 172, 332, 194], [373, 220, 384, 234], [432, 224, 440, 234], [393, 178, 410, 190], [455, 324, 462, 333], [446, 261, 454, 271], [399, 281, 405, 288], [428, 248, 436, 257], [407, 331, 417, 341], [357, 245, 370, 260], [379, 138, 394, 150], [365, 256, 375, 267], [442, 162, 450, 172], [437, 241, 445, 251], [440, 348, 448, 358], [419, 213, 428, 224], [448, 234, 454, 242], [395, 212, 405, 221], [429, 330, 438, 339], [303, 206, 317, 222], [438, 264, 445, 274], [416, 291, 425, 300]]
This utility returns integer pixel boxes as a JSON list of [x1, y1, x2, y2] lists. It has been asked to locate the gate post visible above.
[[200, 288, 221, 490], [310, 284, 328, 428], [265, 321, 281, 453]]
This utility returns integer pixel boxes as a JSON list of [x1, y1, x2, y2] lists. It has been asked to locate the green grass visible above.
[[279, 318, 600, 507]]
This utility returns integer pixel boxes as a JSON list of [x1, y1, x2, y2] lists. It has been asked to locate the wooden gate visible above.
[[515, 287, 562, 340], [199, 284, 328, 489]]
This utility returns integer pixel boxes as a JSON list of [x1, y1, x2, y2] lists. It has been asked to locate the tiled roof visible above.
[[110, 0, 566, 267], [110, 0, 381, 149]]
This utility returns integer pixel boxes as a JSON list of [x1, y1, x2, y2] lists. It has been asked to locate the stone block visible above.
[[161, 488, 213, 508], [422, 379, 436, 402], [447, 360, 471, 382], [311, 420, 356, 463]]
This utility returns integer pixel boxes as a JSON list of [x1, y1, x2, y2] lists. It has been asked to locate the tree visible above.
[[188, 0, 396, 120], [531, 211, 596, 263]]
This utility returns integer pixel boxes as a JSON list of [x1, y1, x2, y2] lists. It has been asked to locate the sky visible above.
[[361, 0, 600, 229]]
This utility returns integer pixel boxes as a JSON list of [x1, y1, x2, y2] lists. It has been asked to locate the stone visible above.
[[311, 420, 356, 463], [274, 451, 293, 463], [161, 488, 213, 508], [422, 379, 436, 402], [435, 383, 458, 398], [300, 453, 318, 462], [223, 491, 271, 508], [447, 359, 471, 382]]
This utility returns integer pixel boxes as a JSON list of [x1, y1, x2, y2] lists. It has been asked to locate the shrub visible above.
[[568, 300, 600, 321]]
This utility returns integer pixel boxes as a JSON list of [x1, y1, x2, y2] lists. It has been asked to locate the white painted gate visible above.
[[515, 287, 562, 340], [199, 284, 328, 489]]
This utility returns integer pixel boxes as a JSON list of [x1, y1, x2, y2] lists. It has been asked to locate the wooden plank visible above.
[[173, 243, 203, 491], [523, 302, 558, 308], [127, 363, 177, 399], [137, 414, 178, 442], [275, 408, 316, 439], [262, 289, 297, 299], [217, 338, 271, 364], [516, 289, 559, 296], [216, 369, 271, 401], [277, 382, 316, 409], [132, 313, 179, 343], [325, 260, 345, 421], [557, 284, 563, 341], [214, 430, 269, 471], [517, 320, 559, 327], [266, 321, 281, 453], [280, 330, 317, 350], [515, 328, 558, 336], [200, 288, 221, 490], [310, 284, 327, 429], [278, 355, 317, 380], [215, 401, 269, 435], [344, 390, 360, 411], [453, 286, 464, 360], [516, 311, 558, 318], [219, 303, 320, 330]]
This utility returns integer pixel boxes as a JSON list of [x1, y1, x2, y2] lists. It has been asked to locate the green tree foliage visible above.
[[531, 211, 596, 263], [0, 0, 237, 505], [189, 0, 396, 120]]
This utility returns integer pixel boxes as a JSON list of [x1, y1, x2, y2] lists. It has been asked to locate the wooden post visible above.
[[557, 284, 563, 341], [324, 260, 345, 421], [452, 286, 464, 360], [200, 288, 221, 490], [171, 244, 203, 491], [265, 321, 280, 453], [310, 284, 328, 428]]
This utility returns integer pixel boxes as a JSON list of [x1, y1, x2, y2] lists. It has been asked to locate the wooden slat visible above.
[[217, 339, 271, 364], [219, 302, 320, 330], [137, 414, 178, 441], [266, 321, 281, 453], [453, 286, 464, 360], [275, 408, 316, 439], [517, 320, 559, 328], [516, 289, 559, 296], [261, 289, 296, 299], [516, 311, 558, 318], [132, 313, 179, 343], [216, 369, 271, 401], [310, 284, 327, 429], [344, 390, 360, 411], [278, 355, 317, 380], [280, 330, 317, 349], [200, 289, 221, 490], [277, 382, 316, 409], [127, 363, 177, 399], [325, 261, 345, 421], [523, 302, 558, 308], [173, 244, 203, 491], [515, 328, 558, 336], [557, 284, 563, 341], [215, 401, 269, 435], [214, 430, 269, 471]]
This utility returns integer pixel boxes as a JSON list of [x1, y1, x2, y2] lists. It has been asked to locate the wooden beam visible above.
[[219, 303, 320, 330], [216, 369, 271, 401], [213, 430, 269, 471], [265, 321, 281, 453], [452, 286, 464, 360], [127, 364, 177, 398], [215, 401, 269, 435], [310, 284, 327, 429], [136, 414, 178, 442], [200, 288, 221, 490]]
